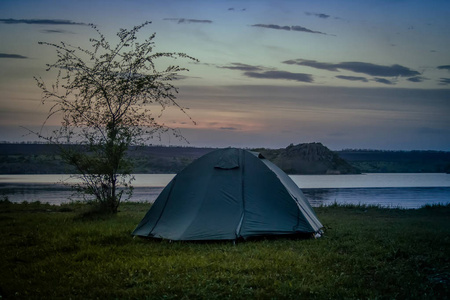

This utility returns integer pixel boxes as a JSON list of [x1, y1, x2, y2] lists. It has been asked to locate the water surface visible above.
[[1, 173, 449, 209]]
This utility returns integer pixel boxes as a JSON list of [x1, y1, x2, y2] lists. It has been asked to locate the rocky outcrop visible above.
[[256, 143, 360, 175]]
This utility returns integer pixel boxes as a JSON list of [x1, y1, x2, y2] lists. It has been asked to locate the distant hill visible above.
[[337, 149, 450, 173], [0, 144, 70, 174], [0, 144, 214, 174], [254, 143, 360, 175], [0, 143, 449, 174], [125, 145, 214, 174]]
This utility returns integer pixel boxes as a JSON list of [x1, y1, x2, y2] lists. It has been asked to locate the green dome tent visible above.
[[132, 148, 323, 241]]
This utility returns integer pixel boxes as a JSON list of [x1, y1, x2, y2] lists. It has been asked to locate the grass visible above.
[[0, 200, 449, 299]]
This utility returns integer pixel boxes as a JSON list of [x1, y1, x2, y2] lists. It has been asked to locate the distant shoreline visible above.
[[1, 143, 449, 174]]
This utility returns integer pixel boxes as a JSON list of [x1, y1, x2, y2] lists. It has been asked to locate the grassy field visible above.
[[0, 200, 449, 299]]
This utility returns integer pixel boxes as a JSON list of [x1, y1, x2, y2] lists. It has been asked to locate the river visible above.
[[0, 173, 449, 209]]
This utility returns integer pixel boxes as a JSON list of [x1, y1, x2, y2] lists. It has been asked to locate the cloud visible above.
[[407, 76, 427, 83], [291, 25, 327, 35], [373, 77, 395, 85], [220, 127, 238, 131], [252, 24, 290, 31], [251, 24, 328, 35], [0, 18, 87, 25], [176, 85, 450, 150], [0, 53, 28, 59], [331, 61, 419, 77], [163, 18, 212, 24], [219, 63, 265, 72], [437, 65, 450, 72], [40, 29, 75, 34], [284, 59, 338, 71], [220, 63, 314, 83], [336, 75, 368, 82], [283, 59, 420, 77], [172, 74, 191, 80], [243, 70, 313, 82], [439, 78, 450, 85], [305, 12, 330, 19]]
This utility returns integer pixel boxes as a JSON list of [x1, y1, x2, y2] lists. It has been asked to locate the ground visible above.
[[1, 201, 449, 299]]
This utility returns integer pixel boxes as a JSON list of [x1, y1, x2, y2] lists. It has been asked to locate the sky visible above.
[[0, 0, 449, 150]]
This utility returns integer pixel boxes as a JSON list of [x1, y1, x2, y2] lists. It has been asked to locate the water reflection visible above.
[[302, 187, 450, 208]]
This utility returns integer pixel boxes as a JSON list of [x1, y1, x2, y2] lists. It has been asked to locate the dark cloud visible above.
[[305, 12, 330, 19], [252, 24, 290, 31], [373, 78, 395, 85], [407, 76, 427, 83], [172, 74, 190, 80], [0, 18, 87, 25], [439, 78, 450, 85], [251, 24, 327, 35], [284, 59, 338, 71], [40, 29, 74, 34], [219, 63, 265, 72], [220, 63, 313, 83], [220, 127, 238, 131], [291, 25, 327, 35], [336, 75, 368, 82], [243, 70, 313, 82], [283, 59, 420, 77], [0, 53, 28, 59], [437, 65, 450, 71], [163, 18, 212, 24], [330, 61, 419, 77]]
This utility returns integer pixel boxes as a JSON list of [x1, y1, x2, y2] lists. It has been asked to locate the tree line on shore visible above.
[[1, 142, 449, 175]]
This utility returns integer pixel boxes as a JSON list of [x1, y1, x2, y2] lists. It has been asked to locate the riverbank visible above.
[[1, 201, 448, 299]]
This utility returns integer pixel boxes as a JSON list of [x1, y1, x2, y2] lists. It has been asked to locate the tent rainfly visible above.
[[132, 148, 323, 241]]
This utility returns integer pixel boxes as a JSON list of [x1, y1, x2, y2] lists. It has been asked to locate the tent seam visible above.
[[235, 149, 245, 239], [147, 177, 177, 236]]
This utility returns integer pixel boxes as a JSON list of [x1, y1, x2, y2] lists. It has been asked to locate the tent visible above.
[[132, 148, 323, 241]]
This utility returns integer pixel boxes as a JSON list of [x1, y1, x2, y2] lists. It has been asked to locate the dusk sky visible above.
[[1, 0, 449, 150]]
